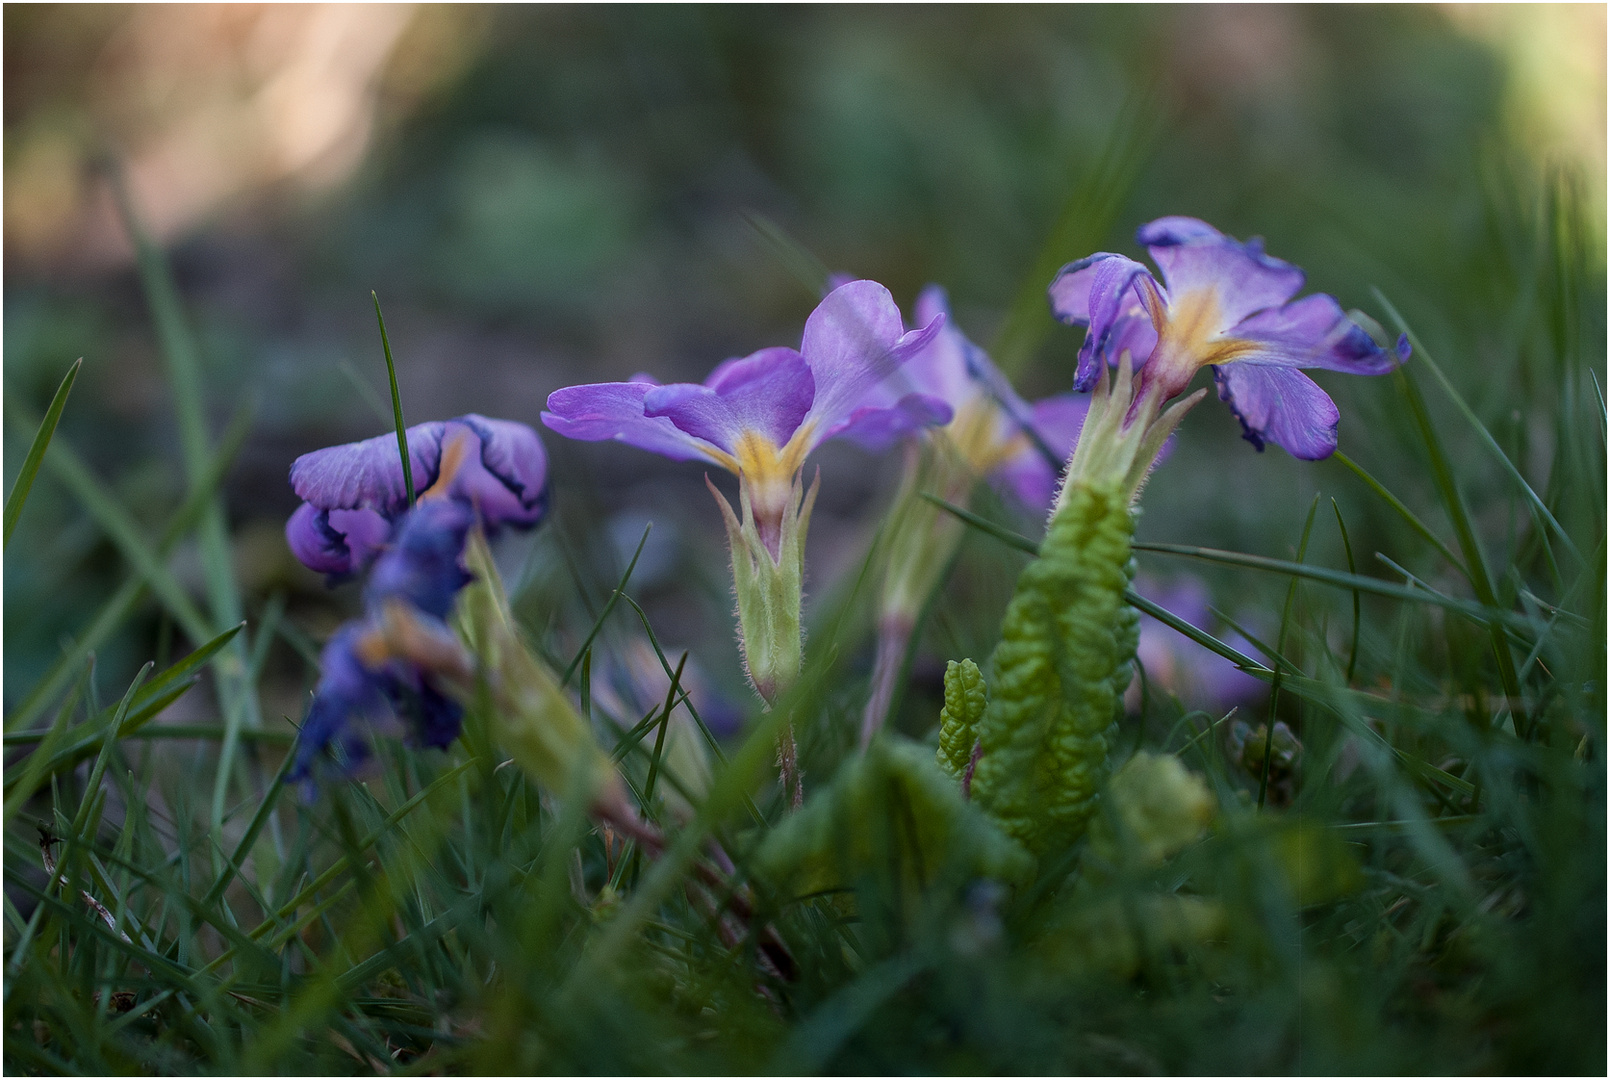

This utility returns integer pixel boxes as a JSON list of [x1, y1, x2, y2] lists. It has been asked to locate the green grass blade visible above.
[[1259, 494, 1319, 810], [371, 291, 415, 508], [3, 357, 81, 549], [1374, 288, 1582, 564], [1123, 588, 1276, 677], [562, 522, 651, 686], [1332, 499, 1362, 683], [741, 210, 833, 297], [988, 94, 1157, 376], [1332, 450, 1469, 581], [920, 491, 1040, 555]]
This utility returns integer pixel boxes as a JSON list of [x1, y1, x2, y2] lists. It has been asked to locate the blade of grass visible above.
[[1332, 450, 1469, 582], [1123, 589, 1277, 678], [1332, 499, 1362, 683], [740, 210, 833, 297], [1378, 334, 1527, 735], [1375, 288, 1581, 564], [5, 402, 251, 734], [561, 522, 650, 686], [989, 93, 1157, 376], [4, 357, 81, 548], [371, 291, 415, 508], [1259, 494, 1319, 810]]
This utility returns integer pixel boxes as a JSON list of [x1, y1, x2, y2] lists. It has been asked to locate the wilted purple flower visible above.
[[843, 284, 1090, 509], [288, 464, 481, 789], [1048, 217, 1408, 460], [286, 414, 548, 577], [541, 279, 949, 555]]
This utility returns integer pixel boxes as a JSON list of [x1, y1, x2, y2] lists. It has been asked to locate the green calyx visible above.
[[1059, 351, 1205, 506], [710, 468, 819, 705]]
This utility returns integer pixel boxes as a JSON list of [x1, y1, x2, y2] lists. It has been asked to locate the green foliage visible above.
[[936, 658, 986, 779], [969, 478, 1140, 859], [756, 734, 1032, 900]]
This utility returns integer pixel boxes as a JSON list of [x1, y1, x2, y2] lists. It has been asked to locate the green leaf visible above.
[[3, 356, 80, 548]]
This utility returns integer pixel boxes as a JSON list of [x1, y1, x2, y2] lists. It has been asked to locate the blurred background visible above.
[[5, 4, 1605, 735]]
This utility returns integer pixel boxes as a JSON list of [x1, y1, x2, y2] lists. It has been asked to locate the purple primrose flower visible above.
[[541, 279, 950, 553], [842, 284, 1091, 510], [286, 414, 548, 577], [288, 496, 479, 790], [1048, 217, 1408, 460]]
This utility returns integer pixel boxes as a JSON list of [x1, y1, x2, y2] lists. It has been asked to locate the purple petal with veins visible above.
[[543, 380, 728, 465], [1214, 362, 1341, 460], [1137, 217, 1304, 327], [643, 348, 814, 453]]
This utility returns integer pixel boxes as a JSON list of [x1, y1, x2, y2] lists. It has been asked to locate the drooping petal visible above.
[[1224, 294, 1404, 375], [288, 623, 390, 785], [285, 504, 394, 578], [831, 393, 955, 451], [797, 279, 943, 451], [542, 380, 731, 466], [991, 394, 1089, 509], [1136, 217, 1305, 327], [447, 415, 550, 528], [1048, 253, 1158, 391], [643, 348, 814, 454], [290, 422, 449, 518], [367, 498, 475, 619], [1213, 362, 1342, 460]]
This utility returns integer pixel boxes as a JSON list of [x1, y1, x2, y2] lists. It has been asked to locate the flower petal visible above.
[[798, 279, 943, 447], [285, 503, 392, 577], [643, 347, 814, 453], [447, 415, 550, 528], [290, 422, 448, 517], [1214, 362, 1341, 460], [1048, 253, 1157, 391], [1137, 217, 1305, 327], [542, 380, 729, 465], [288, 623, 390, 785], [1225, 294, 1404, 375], [367, 499, 475, 619], [830, 393, 955, 451], [904, 284, 980, 408]]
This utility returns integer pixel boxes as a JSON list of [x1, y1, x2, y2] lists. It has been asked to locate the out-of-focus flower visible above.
[[1129, 574, 1268, 714], [286, 414, 548, 578], [846, 284, 1089, 509], [858, 285, 1091, 745], [288, 496, 477, 789], [1048, 216, 1408, 460]]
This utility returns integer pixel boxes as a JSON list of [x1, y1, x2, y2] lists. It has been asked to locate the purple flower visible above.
[[288, 497, 477, 789], [288, 446, 491, 789], [286, 414, 548, 577], [1048, 217, 1408, 460], [839, 284, 1091, 510], [542, 280, 950, 553]]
